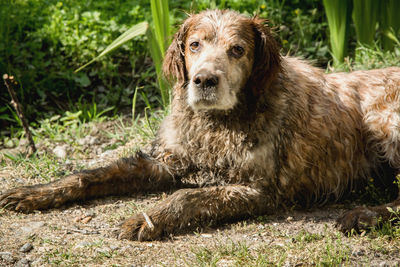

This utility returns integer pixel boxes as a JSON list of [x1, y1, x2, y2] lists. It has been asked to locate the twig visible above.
[[142, 212, 155, 230], [3, 74, 37, 155], [65, 228, 100, 235]]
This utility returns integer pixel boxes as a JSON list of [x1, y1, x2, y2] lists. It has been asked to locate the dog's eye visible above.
[[189, 41, 200, 52], [230, 45, 244, 58]]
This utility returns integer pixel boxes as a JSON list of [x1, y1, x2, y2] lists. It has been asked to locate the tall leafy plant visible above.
[[322, 0, 351, 66], [380, 0, 400, 51], [148, 0, 171, 108], [323, 0, 400, 66], [352, 0, 379, 47], [76, 0, 171, 109]]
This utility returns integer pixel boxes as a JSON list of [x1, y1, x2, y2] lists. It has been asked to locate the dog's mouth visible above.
[[192, 98, 217, 107], [190, 91, 218, 109]]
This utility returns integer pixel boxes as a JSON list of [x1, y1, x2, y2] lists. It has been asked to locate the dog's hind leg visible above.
[[337, 192, 400, 233], [337, 76, 400, 233], [0, 151, 176, 213], [118, 184, 272, 241]]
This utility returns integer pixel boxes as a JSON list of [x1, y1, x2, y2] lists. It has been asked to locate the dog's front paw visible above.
[[118, 212, 164, 241], [0, 187, 39, 212], [336, 207, 379, 233], [0, 185, 57, 213]]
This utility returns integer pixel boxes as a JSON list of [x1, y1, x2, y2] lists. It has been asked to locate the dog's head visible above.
[[163, 9, 281, 111]]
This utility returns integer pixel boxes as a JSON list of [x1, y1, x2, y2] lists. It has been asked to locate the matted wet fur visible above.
[[1, 10, 400, 240]]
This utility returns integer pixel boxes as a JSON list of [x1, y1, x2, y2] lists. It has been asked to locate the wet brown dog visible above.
[[1, 10, 400, 241]]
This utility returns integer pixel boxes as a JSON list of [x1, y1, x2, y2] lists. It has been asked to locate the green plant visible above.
[[352, 0, 379, 47], [147, 0, 171, 108], [76, 0, 171, 109], [380, 0, 400, 51], [322, 0, 351, 66], [323, 0, 400, 66]]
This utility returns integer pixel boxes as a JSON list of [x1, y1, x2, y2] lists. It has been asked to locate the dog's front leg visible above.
[[118, 185, 271, 241], [0, 151, 176, 212]]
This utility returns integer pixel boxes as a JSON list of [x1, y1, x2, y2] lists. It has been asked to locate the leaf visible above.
[[73, 73, 91, 87], [75, 21, 149, 72], [322, 0, 351, 66], [353, 0, 379, 47]]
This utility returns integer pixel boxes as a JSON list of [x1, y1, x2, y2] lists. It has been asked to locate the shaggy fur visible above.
[[1, 10, 400, 240]]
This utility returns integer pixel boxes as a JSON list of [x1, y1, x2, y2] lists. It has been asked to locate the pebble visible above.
[[379, 261, 389, 267], [15, 258, 30, 267], [77, 138, 87, 146], [74, 241, 91, 249], [85, 210, 96, 217], [19, 243, 33, 253], [96, 248, 111, 254], [81, 216, 92, 224], [20, 221, 46, 234], [77, 136, 99, 146], [4, 138, 15, 148], [0, 252, 15, 263], [351, 249, 365, 257], [74, 215, 93, 223], [200, 233, 212, 238], [18, 139, 28, 147], [110, 245, 119, 251], [53, 145, 67, 159]]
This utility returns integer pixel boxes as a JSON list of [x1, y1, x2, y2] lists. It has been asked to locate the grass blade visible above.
[[149, 0, 171, 108], [323, 0, 352, 66], [75, 21, 148, 72], [352, 0, 378, 47], [380, 0, 400, 50]]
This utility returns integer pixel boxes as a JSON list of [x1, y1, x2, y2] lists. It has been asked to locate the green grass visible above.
[[190, 229, 351, 266]]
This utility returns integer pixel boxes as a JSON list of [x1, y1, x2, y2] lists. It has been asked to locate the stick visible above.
[[3, 74, 37, 155]]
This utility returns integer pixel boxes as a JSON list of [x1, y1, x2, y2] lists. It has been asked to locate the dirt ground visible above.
[[1, 120, 400, 266]]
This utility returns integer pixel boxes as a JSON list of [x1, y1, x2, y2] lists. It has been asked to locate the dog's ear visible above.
[[249, 17, 282, 96], [163, 19, 190, 86]]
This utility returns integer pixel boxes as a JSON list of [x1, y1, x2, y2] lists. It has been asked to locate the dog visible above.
[[1, 9, 400, 241]]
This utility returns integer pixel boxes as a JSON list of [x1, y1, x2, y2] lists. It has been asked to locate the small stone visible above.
[[0, 252, 15, 263], [110, 245, 119, 251], [81, 216, 92, 224], [286, 216, 293, 221], [4, 138, 15, 148], [379, 261, 389, 267], [77, 138, 86, 146], [18, 139, 28, 147], [96, 248, 111, 254], [15, 258, 30, 267], [53, 145, 67, 159], [20, 243, 33, 253], [351, 249, 365, 257], [74, 215, 84, 223], [21, 221, 46, 233], [88, 136, 99, 145], [201, 233, 212, 238], [85, 210, 96, 217], [74, 241, 91, 249]]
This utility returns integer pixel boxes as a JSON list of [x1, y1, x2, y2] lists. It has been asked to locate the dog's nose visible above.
[[193, 71, 219, 89]]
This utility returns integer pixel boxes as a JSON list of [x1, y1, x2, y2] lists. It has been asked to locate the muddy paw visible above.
[[118, 212, 164, 241], [0, 186, 51, 213], [336, 207, 379, 233]]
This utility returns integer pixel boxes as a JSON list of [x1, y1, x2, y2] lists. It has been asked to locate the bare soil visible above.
[[1, 120, 400, 266]]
